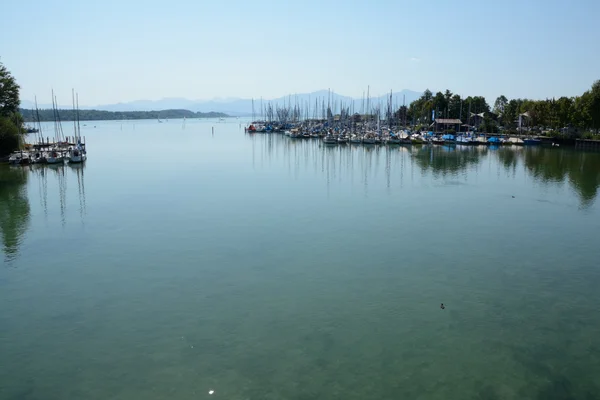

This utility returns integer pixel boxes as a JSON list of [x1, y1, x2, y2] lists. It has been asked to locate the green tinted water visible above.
[[1, 119, 600, 399]]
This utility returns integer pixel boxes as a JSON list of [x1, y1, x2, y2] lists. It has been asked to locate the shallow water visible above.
[[1, 119, 600, 399]]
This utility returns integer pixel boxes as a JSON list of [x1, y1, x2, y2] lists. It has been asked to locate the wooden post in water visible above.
[[212, 127, 214, 136]]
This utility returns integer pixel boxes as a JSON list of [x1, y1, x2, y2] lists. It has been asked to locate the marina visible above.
[[241, 93, 570, 148], [7, 91, 88, 166]]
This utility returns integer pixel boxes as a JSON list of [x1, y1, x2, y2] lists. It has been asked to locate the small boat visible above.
[[442, 134, 456, 144], [323, 135, 337, 144], [456, 136, 477, 145], [337, 135, 349, 143], [349, 135, 362, 144], [432, 137, 445, 145], [67, 147, 86, 164], [386, 137, 401, 145], [523, 138, 542, 145], [284, 130, 291, 136], [8, 151, 32, 165], [46, 150, 64, 164], [32, 151, 46, 164]]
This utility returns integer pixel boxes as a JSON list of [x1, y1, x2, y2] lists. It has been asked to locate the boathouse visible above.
[[431, 118, 462, 133]]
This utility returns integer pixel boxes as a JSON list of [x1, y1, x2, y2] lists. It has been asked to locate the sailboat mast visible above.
[[76, 93, 81, 141], [459, 99, 463, 134], [34, 96, 43, 143], [72, 89, 77, 141]]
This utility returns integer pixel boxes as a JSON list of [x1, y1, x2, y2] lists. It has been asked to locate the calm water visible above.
[[2, 119, 600, 400]]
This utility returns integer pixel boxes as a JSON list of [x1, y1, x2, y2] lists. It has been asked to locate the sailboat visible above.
[[67, 90, 87, 164]]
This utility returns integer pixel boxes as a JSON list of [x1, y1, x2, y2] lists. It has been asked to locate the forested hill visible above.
[[19, 108, 230, 122]]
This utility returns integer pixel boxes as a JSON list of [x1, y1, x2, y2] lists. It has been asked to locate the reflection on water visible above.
[[412, 144, 487, 178], [0, 167, 30, 262], [520, 147, 600, 208], [0, 163, 87, 263], [250, 134, 600, 208]]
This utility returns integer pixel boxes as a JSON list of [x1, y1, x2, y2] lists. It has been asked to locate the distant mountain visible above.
[[21, 90, 423, 116]]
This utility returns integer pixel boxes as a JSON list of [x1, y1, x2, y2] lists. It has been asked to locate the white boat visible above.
[[323, 135, 337, 144], [349, 135, 362, 144], [46, 150, 64, 164], [337, 135, 349, 143], [67, 146, 87, 164], [31, 151, 46, 164], [8, 151, 32, 165], [284, 130, 291, 136], [456, 135, 477, 145]]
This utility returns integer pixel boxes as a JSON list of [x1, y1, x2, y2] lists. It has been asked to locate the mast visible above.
[[51, 89, 60, 143], [72, 89, 77, 140], [34, 96, 43, 143], [459, 99, 463, 134], [76, 93, 81, 142], [55, 94, 65, 142]]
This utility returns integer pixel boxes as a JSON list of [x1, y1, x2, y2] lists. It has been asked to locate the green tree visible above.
[[0, 62, 20, 117], [0, 117, 21, 155], [422, 89, 433, 101], [493, 95, 508, 115], [503, 99, 520, 128], [556, 97, 573, 129], [590, 80, 600, 133], [393, 105, 408, 124], [448, 94, 462, 120], [433, 91, 448, 117], [0, 62, 23, 156], [572, 92, 592, 130]]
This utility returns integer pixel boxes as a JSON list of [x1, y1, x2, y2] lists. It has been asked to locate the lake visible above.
[[1, 118, 600, 400]]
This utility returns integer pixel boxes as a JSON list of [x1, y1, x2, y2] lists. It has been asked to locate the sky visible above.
[[2, 0, 599, 107]]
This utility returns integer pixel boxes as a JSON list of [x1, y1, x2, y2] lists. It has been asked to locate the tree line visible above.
[[403, 81, 600, 136], [20, 108, 229, 122]]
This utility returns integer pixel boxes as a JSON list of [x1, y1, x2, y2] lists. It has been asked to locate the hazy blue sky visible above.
[[2, 0, 599, 106]]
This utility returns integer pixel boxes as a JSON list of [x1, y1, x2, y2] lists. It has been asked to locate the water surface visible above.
[[1, 119, 600, 399]]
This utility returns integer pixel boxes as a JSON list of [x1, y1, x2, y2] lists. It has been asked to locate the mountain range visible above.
[[20, 89, 422, 117]]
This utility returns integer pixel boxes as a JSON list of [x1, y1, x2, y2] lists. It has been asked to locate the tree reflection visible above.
[[496, 146, 521, 173], [412, 145, 486, 177], [413, 144, 600, 207], [521, 147, 600, 208], [0, 166, 30, 262]]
